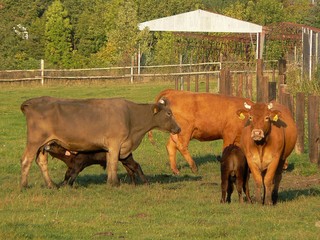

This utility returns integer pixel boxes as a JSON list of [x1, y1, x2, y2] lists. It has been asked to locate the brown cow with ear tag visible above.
[[237, 101, 297, 205]]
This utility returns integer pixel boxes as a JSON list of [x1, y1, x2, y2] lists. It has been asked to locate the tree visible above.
[[44, 0, 73, 68], [95, 0, 139, 66]]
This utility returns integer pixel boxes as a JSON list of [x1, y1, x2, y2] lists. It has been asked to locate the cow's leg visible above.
[[106, 147, 120, 186], [120, 154, 148, 184], [68, 169, 80, 186], [247, 163, 263, 204], [21, 144, 39, 189], [264, 157, 282, 205], [166, 137, 179, 174], [236, 177, 244, 203], [220, 173, 228, 203], [243, 169, 252, 203], [36, 151, 56, 188], [60, 167, 72, 186], [169, 133, 197, 174], [226, 178, 233, 203], [272, 158, 286, 204]]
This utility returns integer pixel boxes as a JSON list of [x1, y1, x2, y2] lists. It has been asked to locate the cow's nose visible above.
[[172, 126, 181, 134], [251, 129, 264, 141]]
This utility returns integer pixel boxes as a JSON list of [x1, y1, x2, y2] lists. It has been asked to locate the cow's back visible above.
[[21, 97, 130, 151], [156, 89, 253, 143]]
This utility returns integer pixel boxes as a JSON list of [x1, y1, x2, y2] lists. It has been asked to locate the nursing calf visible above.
[[44, 142, 147, 186], [220, 144, 251, 203], [237, 101, 297, 205], [20, 96, 180, 189]]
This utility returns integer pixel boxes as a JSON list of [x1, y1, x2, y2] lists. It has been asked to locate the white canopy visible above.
[[138, 9, 263, 33], [138, 9, 265, 58]]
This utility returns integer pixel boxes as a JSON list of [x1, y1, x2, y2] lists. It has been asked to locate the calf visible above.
[[44, 142, 147, 186], [220, 144, 251, 203]]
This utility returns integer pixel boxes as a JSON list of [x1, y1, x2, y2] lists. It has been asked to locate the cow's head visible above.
[[152, 98, 181, 134], [237, 102, 281, 142]]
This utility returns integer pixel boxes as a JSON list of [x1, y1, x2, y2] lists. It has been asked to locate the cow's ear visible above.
[[271, 110, 281, 122], [153, 104, 160, 114], [236, 109, 247, 120]]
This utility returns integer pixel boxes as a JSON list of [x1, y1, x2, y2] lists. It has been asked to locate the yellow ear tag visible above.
[[273, 114, 278, 122], [239, 113, 245, 120]]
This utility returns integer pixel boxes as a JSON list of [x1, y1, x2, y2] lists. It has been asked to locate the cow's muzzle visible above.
[[251, 129, 264, 141], [171, 126, 181, 134]]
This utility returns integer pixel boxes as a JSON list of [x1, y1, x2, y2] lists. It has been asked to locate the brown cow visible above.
[[237, 101, 297, 205], [220, 144, 251, 204], [154, 89, 253, 175], [43, 142, 148, 186], [20, 96, 180, 188]]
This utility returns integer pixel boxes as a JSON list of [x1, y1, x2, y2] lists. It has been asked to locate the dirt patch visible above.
[[280, 172, 320, 191]]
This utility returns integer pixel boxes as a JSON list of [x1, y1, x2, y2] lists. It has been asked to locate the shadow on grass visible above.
[[279, 188, 320, 202], [73, 172, 202, 187]]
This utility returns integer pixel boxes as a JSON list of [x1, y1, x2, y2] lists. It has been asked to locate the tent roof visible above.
[[138, 9, 263, 34]]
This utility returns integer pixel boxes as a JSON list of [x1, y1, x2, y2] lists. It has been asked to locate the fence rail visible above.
[[0, 61, 278, 84]]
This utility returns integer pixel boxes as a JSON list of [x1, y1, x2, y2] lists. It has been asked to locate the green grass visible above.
[[0, 81, 319, 239]]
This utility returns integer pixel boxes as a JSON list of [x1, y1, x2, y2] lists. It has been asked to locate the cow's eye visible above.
[[249, 116, 253, 121], [166, 111, 172, 117], [265, 116, 270, 121]]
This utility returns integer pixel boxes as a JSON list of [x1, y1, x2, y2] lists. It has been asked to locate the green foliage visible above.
[[285, 65, 320, 95], [95, 0, 139, 66], [283, 0, 312, 23], [1, 0, 320, 70], [151, 33, 180, 65], [44, 0, 73, 68], [224, 0, 284, 24], [136, 0, 203, 22]]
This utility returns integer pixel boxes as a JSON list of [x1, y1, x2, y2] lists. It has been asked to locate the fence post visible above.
[[195, 65, 199, 92], [186, 77, 190, 91], [205, 74, 209, 92], [256, 59, 264, 102], [246, 73, 252, 99], [262, 76, 269, 102], [295, 92, 305, 154], [268, 82, 277, 102], [278, 75, 286, 104], [308, 95, 320, 165], [236, 74, 243, 97], [179, 54, 184, 90], [41, 59, 44, 85], [131, 56, 134, 84], [219, 68, 226, 94], [220, 68, 232, 95]]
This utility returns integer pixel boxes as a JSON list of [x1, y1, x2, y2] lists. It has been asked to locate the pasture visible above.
[[0, 81, 319, 239]]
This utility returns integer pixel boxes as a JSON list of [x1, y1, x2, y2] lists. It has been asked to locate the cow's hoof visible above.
[[172, 169, 180, 175], [47, 183, 58, 189], [191, 165, 198, 174]]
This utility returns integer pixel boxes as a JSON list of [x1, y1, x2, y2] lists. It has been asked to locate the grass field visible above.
[[0, 81, 319, 239]]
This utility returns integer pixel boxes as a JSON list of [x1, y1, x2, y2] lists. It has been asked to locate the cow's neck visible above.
[[128, 103, 156, 140]]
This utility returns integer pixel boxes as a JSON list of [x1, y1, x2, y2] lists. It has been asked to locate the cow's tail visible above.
[[148, 131, 156, 145]]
